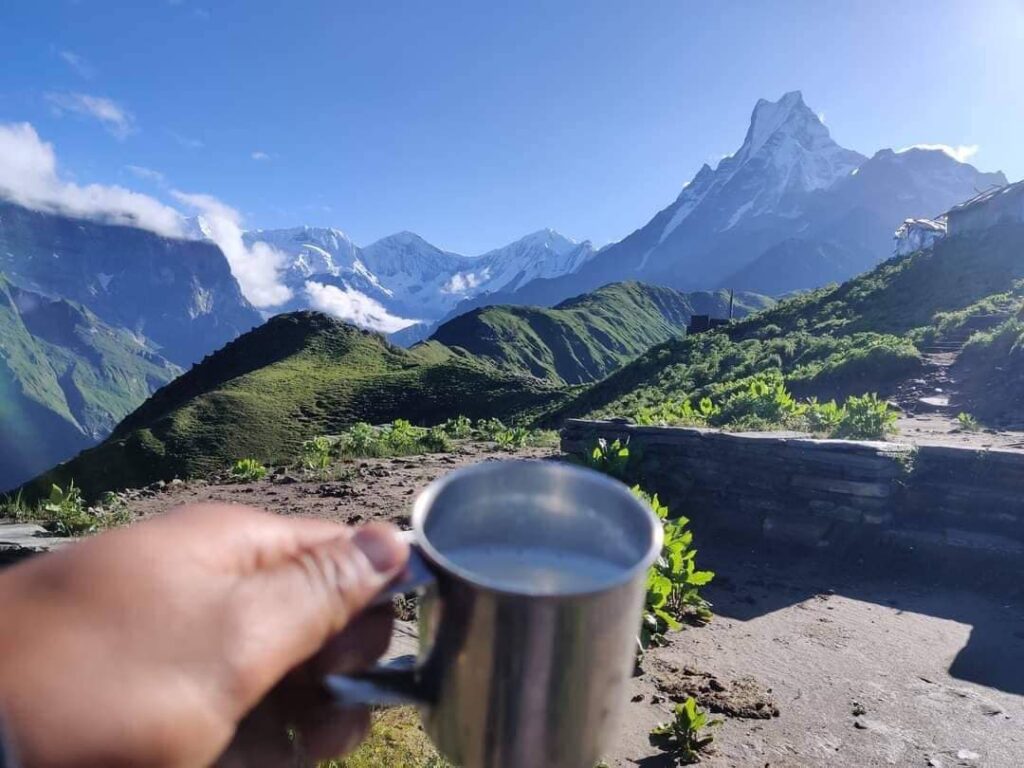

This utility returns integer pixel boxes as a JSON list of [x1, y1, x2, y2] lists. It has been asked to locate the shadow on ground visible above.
[[700, 539, 1024, 695]]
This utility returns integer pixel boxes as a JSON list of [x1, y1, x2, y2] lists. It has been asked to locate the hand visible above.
[[0, 503, 409, 767]]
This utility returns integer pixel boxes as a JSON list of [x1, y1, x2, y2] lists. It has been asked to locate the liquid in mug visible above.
[[441, 545, 624, 594]]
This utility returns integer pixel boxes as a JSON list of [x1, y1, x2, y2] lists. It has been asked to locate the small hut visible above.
[[945, 180, 1024, 236]]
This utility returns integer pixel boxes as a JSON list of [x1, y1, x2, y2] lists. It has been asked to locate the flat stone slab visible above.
[[0, 523, 70, 566]]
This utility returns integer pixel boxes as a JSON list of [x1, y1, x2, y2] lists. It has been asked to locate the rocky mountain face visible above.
[[0, 273, 181, 491], [246, 226, 596, 326], [0, 200, 263, 366], [489, 91, 1006, 303]]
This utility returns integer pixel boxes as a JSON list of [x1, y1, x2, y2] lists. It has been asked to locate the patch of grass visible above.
[[1, 482, 133, 536], [320, 708, 452, 768]]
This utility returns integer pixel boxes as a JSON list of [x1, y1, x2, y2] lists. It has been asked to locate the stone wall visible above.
[[561, 420, 1024, 560]]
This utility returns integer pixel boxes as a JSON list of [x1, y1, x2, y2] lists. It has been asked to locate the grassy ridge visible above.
[[429, 282, 769, 384], [551, 224, 1024, 423], [25, 312, 569, 499]]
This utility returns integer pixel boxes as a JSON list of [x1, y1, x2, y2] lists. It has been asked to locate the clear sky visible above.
[[1, 0, 1022, 254]]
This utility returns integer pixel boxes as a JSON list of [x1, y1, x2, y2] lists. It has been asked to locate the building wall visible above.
[[947, 192, 1024, 235], [561, 420, 1024, 562]]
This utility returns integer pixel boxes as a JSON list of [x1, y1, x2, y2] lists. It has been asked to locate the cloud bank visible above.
[[899, 143, 980, 163], [45, 92, 135, 139], [172, 190, 293, 308], [0, 122, 183, 236], [304, 281, 415, 333], [0, 121, 293, 308]]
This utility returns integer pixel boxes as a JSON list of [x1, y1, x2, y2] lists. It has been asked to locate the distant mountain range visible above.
[[438, 91, 1006, 307], [243, 226, 596, 328]]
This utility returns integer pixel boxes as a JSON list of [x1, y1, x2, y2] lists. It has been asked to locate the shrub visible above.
[[230, 458, 268, 482], [832, 393, 898, 440], [584, 438, 632, 480], [649, 697, 722, 765], [422, 426, 453, 453], [41, 482, 95, 536], [344, 422, 380, 455], [302, 436, 334, 474], [582, 441, 714, 650], [474, 417, 507, 441], [384, 419, 421, 454], [441, 415, 473, 439], [494, 426, 530, 452], [712, 374, 806, 430], [635, 486, 714, 648], [805, 397, 845, 435]]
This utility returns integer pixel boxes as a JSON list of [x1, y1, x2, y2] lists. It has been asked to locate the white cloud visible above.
[[58, 50, 95, 79], [172, 190, 292, 308], [45, 92, 135, 139], [0, 122, 184, 237], [898, 143, 980, 163], [304, 281, 416, 333], [251, 150, 271, 161], [442, 271, 485, 294], [124, 164, 166, 185]]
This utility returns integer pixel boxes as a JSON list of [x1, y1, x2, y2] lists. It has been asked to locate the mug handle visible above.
[[323, 533, 437, 707]]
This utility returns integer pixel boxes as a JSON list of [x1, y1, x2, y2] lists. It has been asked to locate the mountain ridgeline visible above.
[[428, 283, 771, 384], [23, 312, 570, 498]]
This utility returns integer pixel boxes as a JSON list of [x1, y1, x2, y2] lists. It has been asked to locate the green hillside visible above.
[[0, 274, 181, 491], [25, 312, 569, 499], [552, 223, 1024, 423], [428, 282, 771, 385]]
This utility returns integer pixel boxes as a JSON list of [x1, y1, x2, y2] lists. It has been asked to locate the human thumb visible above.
[[232, 522, 409, 705]]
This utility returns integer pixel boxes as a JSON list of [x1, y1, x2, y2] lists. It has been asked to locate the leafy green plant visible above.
[[584, 437, 632, 480], [422, 426, 453, 453], [495, 426, 530, 452], [42, 481, 95, 536], [441, 415, 473, 439], [712, 374, 806, 430], [649, 697, 722, 764], [956, 412, 981, 432], [230, 458, 268, 482], [474, 417, 508, 441], [805, 397, 845, 435], [635, 485, 714, 648], [302, 436, 335, 474], [831, 393, 897, 440], [384, 419, 421, 453]]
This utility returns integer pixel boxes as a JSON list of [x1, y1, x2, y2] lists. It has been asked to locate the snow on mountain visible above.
[[658, 91, 865, 244], [243, 226, 595, 328], [491, 90, 1003, 304]]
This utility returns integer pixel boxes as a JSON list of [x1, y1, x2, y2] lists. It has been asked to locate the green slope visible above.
[[25, 312, 570, 499], [0, 274, 181, 490], [427, 282, 771, 385], [551, 224, 1024, 423]]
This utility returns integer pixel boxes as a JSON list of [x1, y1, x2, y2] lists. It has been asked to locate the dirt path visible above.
[[114, 443, 1024, 767]]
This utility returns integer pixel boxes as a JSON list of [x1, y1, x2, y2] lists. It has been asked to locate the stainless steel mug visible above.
[[325, 460, 662, 768]]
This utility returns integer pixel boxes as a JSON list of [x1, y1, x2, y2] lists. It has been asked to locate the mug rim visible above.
[[410, 459, 664, 598]]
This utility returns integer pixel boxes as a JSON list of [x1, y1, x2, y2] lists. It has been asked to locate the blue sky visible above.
[[1, 0, 1023, 254]]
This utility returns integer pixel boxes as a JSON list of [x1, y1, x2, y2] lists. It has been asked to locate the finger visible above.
[[228, 523, 409, 708], [294, 702, 372, 762], [310, 606, 394, 676]]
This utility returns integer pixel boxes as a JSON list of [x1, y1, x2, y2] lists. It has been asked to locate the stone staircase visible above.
[[894, 312, 1011, 416]]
